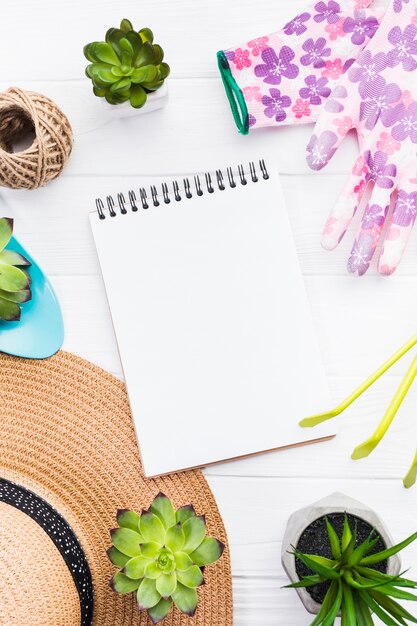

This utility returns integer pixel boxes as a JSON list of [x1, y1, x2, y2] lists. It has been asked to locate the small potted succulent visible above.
[[282, 493, 417, 625], [0, 217, 31, 322], [108, 492, 225, 624], [84, 19, 170, 117]]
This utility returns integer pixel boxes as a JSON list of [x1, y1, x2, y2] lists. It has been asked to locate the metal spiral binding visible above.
[[95, 159, 269, 219]]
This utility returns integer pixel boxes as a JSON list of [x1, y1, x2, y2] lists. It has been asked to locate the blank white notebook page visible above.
[[90, 164, 335, 476]]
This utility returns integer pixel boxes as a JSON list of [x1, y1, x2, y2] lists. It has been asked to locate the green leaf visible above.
[[110, 527, 142, 557], [150, 493, 176, 529], [166, 524, 185, 552], [142, 79, 164, 92], [97, 68, 119, 84], [120, 18, 134, 33], [140, 542, 161, 558], [190, 537, 224, 566], [175, 551, 193, 571], [153, 44, 164, 64], [134, 42, 156, 67], [131, 65, 158, 84], [158, 62, 170, 80], [125, 31, 143, 59], [139, 27, 154, 43], [110, 571, 141, 594], [91, 42, 120, 65], [322, 581, 343, 626], [105, 28, 125, 60], [110, 77, 131, 93], [130, 84, 147, 108], [119, 37, 134, 57], [371, 591, 417, 624], [117, 509, 141, 531], [348, 532, 377, 566], [148, 597, 173, 624], [359, 590, 404, 626], [342, 514, 353, 552], [0, 218, 13, 252], [354, 594, 374, 626], [137, 578, 161, 609], [177, 565, 203, 589], [293, 551, 341, 580], [356, 567, 417, 588], [0, 288, 31, 303], [362, 532, 417, 566], [325, 517, 341, 560], [107, 546, 130, 568], [342, 584, 356, 626], [285, 574, 325, 589], [156, 572, 177, 598], [0, 297, 20, 321], [93, 86, 106, 98], [171, 582, 198, 616], [83, 43, 100, 62], [145, 561, 162, 580], [0, 264, 30, 292], [176, 505, 196, 525], [0, 249, 30, 266], [139, 512, 166, 545], [182, 516, 206, 554], [124, 555, 150, 579], [310, 581, 338, 626]]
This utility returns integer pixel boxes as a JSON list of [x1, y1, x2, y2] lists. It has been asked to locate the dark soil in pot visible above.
[[295, 512, 388, 604]]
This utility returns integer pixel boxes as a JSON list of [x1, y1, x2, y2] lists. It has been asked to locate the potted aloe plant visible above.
[[107, 492, 224, 624], [84, 19, 170, 117], [0, 217, 31, 322], [282, 493, 417, 625]]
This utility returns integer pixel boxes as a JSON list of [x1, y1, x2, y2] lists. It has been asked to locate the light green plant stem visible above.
[[403, 449, 417, 489], [351, 351, 417, 460], [299, 333, 417, 428]]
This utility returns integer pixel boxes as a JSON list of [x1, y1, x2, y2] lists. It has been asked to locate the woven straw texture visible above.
[[0, 87, 73, 189], [0, 350, 233, 626]]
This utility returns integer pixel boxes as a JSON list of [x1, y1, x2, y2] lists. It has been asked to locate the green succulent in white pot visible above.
[[84, 19, 170, 118], [108, 492, 224, 624]]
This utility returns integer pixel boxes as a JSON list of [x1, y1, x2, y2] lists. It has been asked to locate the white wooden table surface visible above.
[[2, 1, 417, 624]]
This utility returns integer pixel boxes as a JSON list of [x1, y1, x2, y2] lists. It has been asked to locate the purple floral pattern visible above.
[[254, 46, 298, 85], [361, 203, 387, 229], [314, 1, 341, 25], [388, 102, 417, 143], [347, 233, 375, 275], [300, 75, 331, 105], [283, 12, 311, 36], [394, 0, 410, 13], [300, 37, 331, 67], [262, 88, 292, 122], [387, 24, 417, 71], [364, 150, 397, 188], [392, 190, 417, 226], [324, 84, 347, 113], [359, 76, 401, 130], [348, 50, 388, 90], [343, 10, 378, 45], [306, 130, 338, 170], [220, 3, 382, 132]]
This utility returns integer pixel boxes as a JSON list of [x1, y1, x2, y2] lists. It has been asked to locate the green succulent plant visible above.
[[0, 218, 31, 322], [84, 19, 170, 108], [287, 514, 417, 626], [108, 492, 224, 624]]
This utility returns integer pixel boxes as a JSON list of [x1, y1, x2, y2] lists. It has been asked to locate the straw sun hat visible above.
[[0, 351, 233, 625]]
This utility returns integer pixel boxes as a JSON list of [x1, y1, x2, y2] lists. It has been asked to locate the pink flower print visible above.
[[354, 0, 371, 7], [399, 90, 413, 106], [247, 37, 269, 57], [242, 86, 262, 102], [377, 132, 401, 155], [352, 155, 368, 176], [325, 18, 346, 41], [231, 48, 251, 70], [333, 115, 352, 136], [323, 216, 337, 236], [322, 58, 343, 79], [412, 8, 417, 24], [354, 179, 366, 200], [292, 98, 311, 119]]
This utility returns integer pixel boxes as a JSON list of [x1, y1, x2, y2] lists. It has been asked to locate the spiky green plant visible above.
[[286, 515, 417, 626], [0, 218, 31, 322], [108, 492, 224, 624], [84, 19, 170, 108]]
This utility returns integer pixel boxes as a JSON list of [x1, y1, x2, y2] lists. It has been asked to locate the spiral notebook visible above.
[[89, 159, 334, 477]]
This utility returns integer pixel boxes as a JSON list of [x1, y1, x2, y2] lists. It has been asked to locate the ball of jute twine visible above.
[[0, 87, 73, 189]]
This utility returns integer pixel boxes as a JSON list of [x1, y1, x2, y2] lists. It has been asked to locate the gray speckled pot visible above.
[[281, 492, 401, 615]]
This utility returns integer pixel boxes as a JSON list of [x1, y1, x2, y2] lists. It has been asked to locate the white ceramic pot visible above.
[[100, 83, 168, 118], [281, 492, 401, 615]]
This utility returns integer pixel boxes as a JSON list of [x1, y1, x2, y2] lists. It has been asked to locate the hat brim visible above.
[[0, 350, 233, 625]]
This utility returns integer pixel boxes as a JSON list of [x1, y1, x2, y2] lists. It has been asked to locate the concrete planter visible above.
[[281, 492, 401, 615]]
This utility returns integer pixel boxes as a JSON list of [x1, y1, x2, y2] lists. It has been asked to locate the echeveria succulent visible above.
[[0, 218, 31, 322], [108, 492, 224, 623], [287, 514, 417, 625], [84, 19, 170, 108]]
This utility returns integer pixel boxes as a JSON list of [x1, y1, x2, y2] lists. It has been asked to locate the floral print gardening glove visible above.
[[217, 0, 385, 134], [307, 0, 417, 276]]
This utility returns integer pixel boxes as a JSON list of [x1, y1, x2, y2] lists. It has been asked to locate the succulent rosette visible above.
[[0, 218, 31, 322], [84, 19, 170, 108], [108, 492, 224, 623]]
